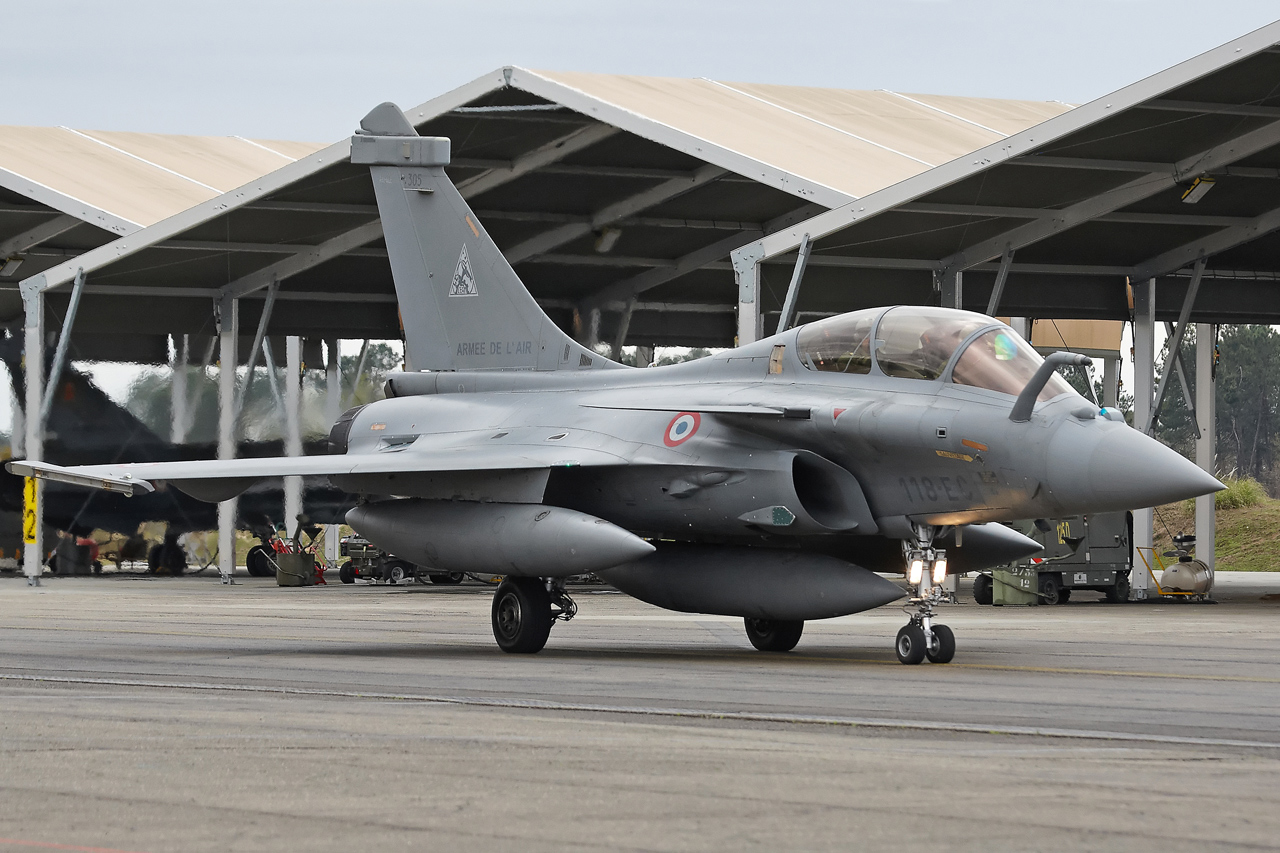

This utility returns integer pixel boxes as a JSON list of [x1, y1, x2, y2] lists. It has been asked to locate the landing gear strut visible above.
[[490, 577, 576, 654], [897, 526, 956, 665]]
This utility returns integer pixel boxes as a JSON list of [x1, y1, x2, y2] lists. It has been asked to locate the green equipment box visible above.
[[974, 512, 1133, 605]]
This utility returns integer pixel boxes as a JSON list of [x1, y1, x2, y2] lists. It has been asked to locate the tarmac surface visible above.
[[2, 570, 1279, 852]]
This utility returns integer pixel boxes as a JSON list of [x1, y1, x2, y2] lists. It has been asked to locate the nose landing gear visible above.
[[896, 527, 957, 665]]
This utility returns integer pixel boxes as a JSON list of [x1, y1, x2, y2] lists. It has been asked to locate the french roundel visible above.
[[664, 412, 701, 447]]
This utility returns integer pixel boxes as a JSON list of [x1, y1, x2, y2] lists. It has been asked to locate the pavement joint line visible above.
[[3, 672, 1278, 752], [6, 622, 1276, 683]]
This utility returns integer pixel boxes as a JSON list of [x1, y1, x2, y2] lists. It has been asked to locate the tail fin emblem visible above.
[[449, 244, 477, 297]]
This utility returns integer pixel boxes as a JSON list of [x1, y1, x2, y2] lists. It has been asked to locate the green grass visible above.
[[1155, 480, 1280, 571]]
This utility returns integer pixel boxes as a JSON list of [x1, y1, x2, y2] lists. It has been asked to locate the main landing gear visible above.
[[897, 526, 956, 665], [490, 577, 577, 654]]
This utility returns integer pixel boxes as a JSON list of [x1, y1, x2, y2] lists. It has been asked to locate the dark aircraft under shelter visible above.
[[0, 334, 352, 574]]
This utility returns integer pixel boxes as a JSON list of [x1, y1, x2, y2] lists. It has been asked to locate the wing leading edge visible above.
[[7, 443, 627, 501]]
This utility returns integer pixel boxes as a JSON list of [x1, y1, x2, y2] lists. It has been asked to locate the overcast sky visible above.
[[8, 1, 1280, 142]]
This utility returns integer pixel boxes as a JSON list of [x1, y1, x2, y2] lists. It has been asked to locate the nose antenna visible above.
[[1010, 351, 1092, 422]]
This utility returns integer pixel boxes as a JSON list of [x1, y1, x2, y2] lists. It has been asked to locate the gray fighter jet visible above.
[[10, 104, 1223, 664]]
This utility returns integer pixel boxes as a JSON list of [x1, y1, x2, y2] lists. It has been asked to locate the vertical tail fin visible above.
[[352, 103, 619, 373]]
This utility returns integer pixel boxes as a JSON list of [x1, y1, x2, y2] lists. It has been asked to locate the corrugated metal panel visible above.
[[533, 71, 1072, 200], [0, 126, 325, 230]]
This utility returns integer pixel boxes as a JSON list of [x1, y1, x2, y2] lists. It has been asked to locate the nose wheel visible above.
[[896, 528, 957, 665]]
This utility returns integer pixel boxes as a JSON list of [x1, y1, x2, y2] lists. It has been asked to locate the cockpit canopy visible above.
[[796, 306, 1074, 403]]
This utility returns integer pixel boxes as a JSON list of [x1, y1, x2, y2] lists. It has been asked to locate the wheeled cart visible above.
[[973, 512, 1132, 605]]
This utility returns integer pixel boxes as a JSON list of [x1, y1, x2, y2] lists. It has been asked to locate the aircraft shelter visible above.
[[7, 72, 1068, 577], [732, 19, 1280, 594], [9, 20, 1280, 580]]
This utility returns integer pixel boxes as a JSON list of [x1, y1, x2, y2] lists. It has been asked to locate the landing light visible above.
[[908, 551, 925, 585], [932, 554, 948, 585]]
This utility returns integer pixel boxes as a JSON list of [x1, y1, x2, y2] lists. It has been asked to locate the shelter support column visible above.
[[216, 295, 239, 584], [324, 339, 340, 567], [939, 270, 962, 310], [171, 334, 189, 444], [733, 247, 764, 346], [1195, 323, 1216, 573], [1130, 279, 1156, 599], [20, 288, 43, 584], [10, 364, 23, 459], [284, 336, 302, 540], [1102, 354, 1119, 409]]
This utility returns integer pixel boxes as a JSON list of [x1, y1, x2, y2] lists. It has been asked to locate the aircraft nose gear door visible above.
[[896, 526, 957, 665]]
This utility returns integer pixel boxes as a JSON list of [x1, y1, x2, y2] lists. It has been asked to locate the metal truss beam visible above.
[[1132, 200, 1280, 281], [1146, 259, 1204, 434], [503, 164, 727, 264], [475, 209, 761, 232], [160, 238, 388, 258], [901, 202, 1253, 228], [576, 202, 825, 310], [938, 119, 1280, 275], [0, 214, 80, 258], [1019, 154, 1280, 179], [527, 253, 735, 270], [454, 124, 619, 199], [247, 201, 378, 216], [456, 159, 711, 182], [1141, 99, 1280, 119], [218, 219, 384, 300], [578, 230, 762, 309]]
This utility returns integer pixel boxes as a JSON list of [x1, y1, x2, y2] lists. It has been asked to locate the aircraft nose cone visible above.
[[1046, 422, 1223, 513]]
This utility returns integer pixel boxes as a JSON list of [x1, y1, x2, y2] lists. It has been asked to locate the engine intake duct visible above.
[[599, 544, 904, 621]]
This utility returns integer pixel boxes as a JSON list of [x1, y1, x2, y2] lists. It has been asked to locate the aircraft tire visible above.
[[430, 572, 465, 585], [743, 618, 804, 652], [245, 545, 272, 578], [895, 624, 927, 665], [338, 561, 356, 584], [926, 624, 956, 664], [147, 544, 163, 573], [491, 577, 552, 654], [972, 573, 993, 605], [1105, 572, 1131, 603], [1038, 574, 1062, 606]]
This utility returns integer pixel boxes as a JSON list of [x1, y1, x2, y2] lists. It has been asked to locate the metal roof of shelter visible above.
[[732, 19, 1280, 330], [20, 69, 1071, 360], [0, 128, 323, 361]]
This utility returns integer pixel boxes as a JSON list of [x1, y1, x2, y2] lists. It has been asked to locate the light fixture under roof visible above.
[[0, 257, 22, 277]]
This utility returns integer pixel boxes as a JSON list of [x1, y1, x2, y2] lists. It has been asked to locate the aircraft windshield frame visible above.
[[871, 307, 992, 381], [949, 326, 1075, 402], [796, 306, 1075, 404]]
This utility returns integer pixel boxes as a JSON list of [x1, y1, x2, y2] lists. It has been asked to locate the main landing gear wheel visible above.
[[896, 624, 927, 665], [491, 577, 553, 654], [926, 624, 956, 664], [744, 618, 804, 652]]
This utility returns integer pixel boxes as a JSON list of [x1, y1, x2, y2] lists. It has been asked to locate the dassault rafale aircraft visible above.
[[10, 103, 1223, 664]]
